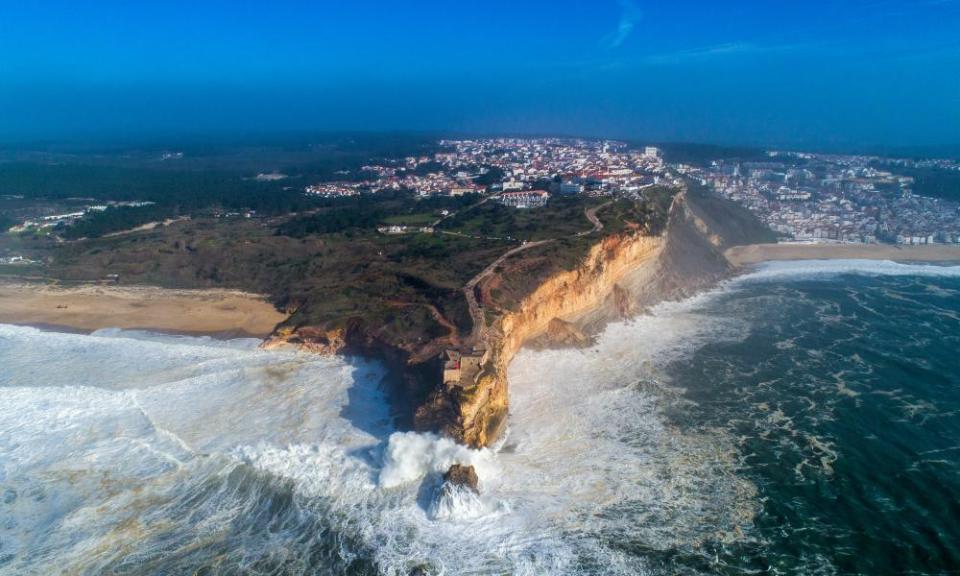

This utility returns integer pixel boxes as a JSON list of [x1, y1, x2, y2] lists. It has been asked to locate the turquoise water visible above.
[[1, 260, 959, 575], [656, 267, 960, 574]]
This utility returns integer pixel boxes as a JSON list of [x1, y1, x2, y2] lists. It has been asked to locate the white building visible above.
[[499, 190, 550, 209]]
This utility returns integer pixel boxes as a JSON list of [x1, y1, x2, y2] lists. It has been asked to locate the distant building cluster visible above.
[[8, 138, 957, 254], [301, 138, 676, 208], [304, 183, 361, 197], [438, 138, 672, 198], [686, 152, 960, 244]]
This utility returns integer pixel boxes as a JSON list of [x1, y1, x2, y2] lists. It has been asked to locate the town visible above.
[[305, 138, 676, 207], [682, 152, 960, 245], [302, 139, 960, 246]]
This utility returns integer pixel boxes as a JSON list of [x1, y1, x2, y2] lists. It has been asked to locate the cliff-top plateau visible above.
[[1, 174, 775, 451]]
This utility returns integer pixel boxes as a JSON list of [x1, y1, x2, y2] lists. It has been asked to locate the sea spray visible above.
[[378, 431, 497, 490], [428, 482, 491, 521], [1, 320, 760, 574]]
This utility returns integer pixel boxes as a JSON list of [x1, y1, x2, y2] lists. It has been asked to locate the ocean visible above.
[[1, 259, 958, 575]]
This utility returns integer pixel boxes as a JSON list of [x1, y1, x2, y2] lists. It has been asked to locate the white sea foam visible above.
[[0, 311, 756, 575], [7, 258, 957, 574], [378, 431, 497, 490], [429, 482, 491, 521], [739, 259, 960, 283]]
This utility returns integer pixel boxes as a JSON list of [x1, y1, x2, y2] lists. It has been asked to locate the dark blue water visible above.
[[659, 269, 960, 575]]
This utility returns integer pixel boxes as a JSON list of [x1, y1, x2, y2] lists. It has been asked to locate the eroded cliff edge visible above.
[[265, 186, 773, 448]]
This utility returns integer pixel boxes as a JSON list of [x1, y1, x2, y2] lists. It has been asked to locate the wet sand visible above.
[[0, 283, 288, 338], [726, 243, 960, 268]]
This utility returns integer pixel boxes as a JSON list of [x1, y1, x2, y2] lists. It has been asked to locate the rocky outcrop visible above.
[[261, 325, 348, 355], [443, 464, 479, 493]]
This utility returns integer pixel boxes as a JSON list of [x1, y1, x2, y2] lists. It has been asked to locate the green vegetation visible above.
[[12, 214, 510, 344], [0, 163, 319, 216], [0, 213, 15, 233], [275, 190, 479, 237], [894, 167, 960, 202], [472, 166, 505, 187], [0, 134, 441, 237], [0, 138, 697, 364], [600, 187, 677, 235], [277, 206, 388, 237], [382, 213, 436, 226], [277, 190, 479, 238], [439, 196, 606, 240], [60, 204, 179, 239]]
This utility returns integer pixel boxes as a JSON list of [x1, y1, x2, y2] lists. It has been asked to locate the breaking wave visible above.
[[0, 290, 758, 576], [738, 258, 960, 283]]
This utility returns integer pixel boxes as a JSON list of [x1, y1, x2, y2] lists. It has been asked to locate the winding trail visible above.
[[430, 196, 493, 228], [579, 200, 612, 236], [463, 240, 553, 345], [457, 198, 614, 347]]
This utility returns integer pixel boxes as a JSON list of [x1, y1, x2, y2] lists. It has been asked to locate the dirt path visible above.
[[463, 239, 554, 345], [431, 196, 493, 227], [457, 198, 612, 347], [577, 200, 612, 237]]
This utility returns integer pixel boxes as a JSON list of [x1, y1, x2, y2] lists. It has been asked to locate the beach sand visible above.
[[726, 243, 960, 268], [0, 283, 288, 338]]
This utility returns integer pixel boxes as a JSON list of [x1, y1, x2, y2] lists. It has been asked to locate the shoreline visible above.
[[726, 243, 960, 267], [0, 282, 288, 339]]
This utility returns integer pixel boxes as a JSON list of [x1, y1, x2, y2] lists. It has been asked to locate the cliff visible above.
[[414, 187, 770, 447], [414, 231, 663, 446]]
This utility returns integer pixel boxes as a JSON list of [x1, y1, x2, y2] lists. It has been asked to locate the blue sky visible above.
[[1, 0, 958, 148]]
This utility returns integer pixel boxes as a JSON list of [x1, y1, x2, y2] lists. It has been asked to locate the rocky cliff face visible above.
[[431, 232, 664, 447]]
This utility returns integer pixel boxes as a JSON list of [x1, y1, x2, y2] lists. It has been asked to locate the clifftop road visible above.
[[461, 199, 613, 346], [463, 239, 553, 345], [578, 200, 612, 237]]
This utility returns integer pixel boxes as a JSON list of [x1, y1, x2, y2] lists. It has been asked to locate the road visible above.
[[455, 197, 613, 347], [430, 196, 493, 228], [462, 239, 553, 345], [577, 200, 612, 237]]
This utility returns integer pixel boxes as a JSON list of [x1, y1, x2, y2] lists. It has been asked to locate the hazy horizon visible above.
[[2, 1, 959, 150]]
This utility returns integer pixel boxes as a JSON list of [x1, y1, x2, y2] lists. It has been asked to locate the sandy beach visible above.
[[726, 243, 960, 268], [0, 283, 288, 338]]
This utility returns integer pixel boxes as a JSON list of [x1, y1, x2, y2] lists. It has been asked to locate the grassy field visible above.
[[382, 212, 438, 226], [437, 196, 607, 240]]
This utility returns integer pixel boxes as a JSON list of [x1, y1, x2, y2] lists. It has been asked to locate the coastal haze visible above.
[[2, 1, 960, 576]]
